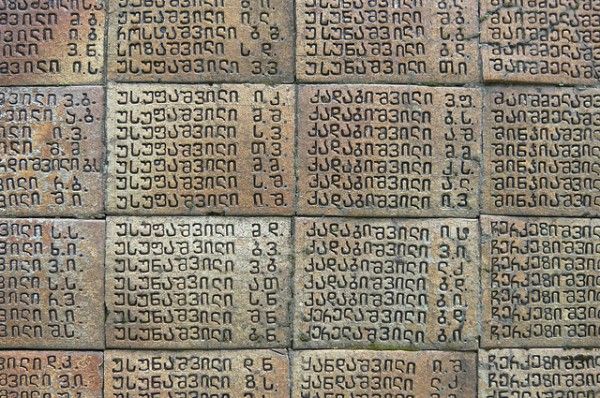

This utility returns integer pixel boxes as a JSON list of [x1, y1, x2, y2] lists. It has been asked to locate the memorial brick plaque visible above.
[[296, 0, 480, 83], [292, 350, 477, 398], [0, 0, 105, 85], [106, 83, 294, 215], [105, 216, 292, 349], [481, 1, 600, 85], [107, 0, 294, 82], [0, 351, 103, 397], [104, 349, 290, 397], [294, 218, 479, 350], [0, 219, 105, 349], [480, 348, 600, 397], [0, 86, 105, 217], [483, 87, 600, 216], [298, 85, 481, 217], [482, 215, 600, 348], [7, 0, 600, 393]]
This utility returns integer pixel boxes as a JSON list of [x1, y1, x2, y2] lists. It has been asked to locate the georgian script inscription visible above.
[[298, 85, 481, 217], [292, 350, 477, 398], [108, 0, 293, 82], [0, 87, 104, 217], [480, 349, 600, 397], [481, 0, 600, 84], [483, 87, 600, 216], [294, 218, 479, 350], [297, 0, 480, 83], [106, 84, 294, 215], [0, 351, 103, 397], [482, 216, 600, 348], [104, 350, 289, 397], [0, 219, 105, 349], [105, 216, 291, 349], [0, 0, 105, 85]]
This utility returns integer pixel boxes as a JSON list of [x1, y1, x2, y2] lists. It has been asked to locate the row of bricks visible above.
[[1, 0, 598, 85], [2, 84, 599, 217], [1, 215, 599, 350], [1, 348, 598, 397]]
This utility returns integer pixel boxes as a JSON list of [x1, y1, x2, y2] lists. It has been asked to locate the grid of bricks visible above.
[[1, 0, 599, 397]]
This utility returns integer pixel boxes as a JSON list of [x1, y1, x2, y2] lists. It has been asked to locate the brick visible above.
[[0, 2, 105, 85], [0, 86, 104, 217], [294, 217, 480, 350], [482, 86, 600, 216], [481, 1, 600, 85], [297, 0, 480, 83], [0, 219, 105, 349], [0, 351, 103, 397], [481, 216, 600, 348], [107, 0, 294, 82], [105, 216, 292, 349], [292, 350, 477, 398], [104, 349, 289, 398], [106, 83, 294, 215], [480, 348, 600, 397], [297, 85, 481, 217]]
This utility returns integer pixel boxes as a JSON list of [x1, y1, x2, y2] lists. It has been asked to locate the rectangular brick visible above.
[[0, 86, 104, 217], [297, 0, 480, 83], [107, 0, 294, 82], [292, 350, 477, 398], [481, 1, 599, 85], [0, 351, 103, 397], [294, 217, 480, 350], [104, 350, 289, 398], [480, 349, 600, 397], [0, 2, 105, 85], [106, 83, 294, 215], [0, 219, 105, 349], [483, 87, 600, 216], [298, 85, 481, 217], [481, 216, 600, 348], [105, 216, 292, 349]]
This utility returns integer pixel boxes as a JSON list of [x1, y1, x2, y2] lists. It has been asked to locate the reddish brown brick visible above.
[[0, 86, 104, 217], [0, 2, 105, 85], [0, 351, 103, 397], [0, 219, 105, 349]]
